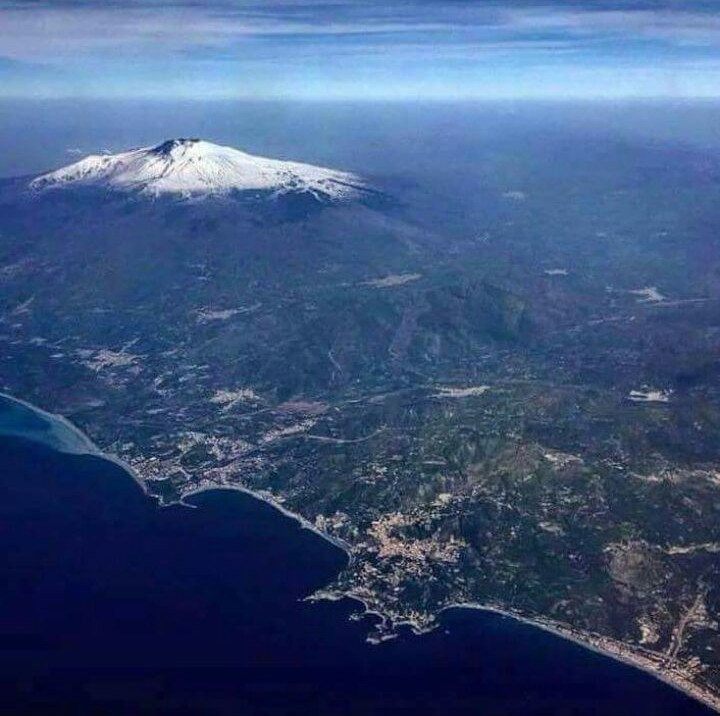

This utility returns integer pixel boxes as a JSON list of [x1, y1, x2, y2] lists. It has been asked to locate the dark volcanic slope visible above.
[[2, 134, 720, 710]]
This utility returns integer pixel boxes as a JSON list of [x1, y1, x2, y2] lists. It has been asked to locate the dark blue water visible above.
[[0, 435, 713, 716]]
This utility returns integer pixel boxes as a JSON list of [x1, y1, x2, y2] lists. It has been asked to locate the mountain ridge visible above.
[[28, 138, 371, 202]]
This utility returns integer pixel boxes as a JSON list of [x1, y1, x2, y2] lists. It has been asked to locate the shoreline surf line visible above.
[[440, 602, 720, 715], [0, 391, 149, 496], [179, 484, 355, 564], [314, 590, 720, 713], [0, 392, 352, 561]]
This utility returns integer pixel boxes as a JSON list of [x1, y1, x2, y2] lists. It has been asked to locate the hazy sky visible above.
[[2, 0, 720, 99]]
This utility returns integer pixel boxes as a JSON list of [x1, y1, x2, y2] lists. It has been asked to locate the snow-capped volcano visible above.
[[29, 138, 369, 201]]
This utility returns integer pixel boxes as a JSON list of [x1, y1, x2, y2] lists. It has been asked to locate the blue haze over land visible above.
[[3, 98, 720, 183]]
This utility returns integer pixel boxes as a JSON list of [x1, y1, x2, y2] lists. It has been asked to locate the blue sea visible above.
[[0, 395, 713, 716]]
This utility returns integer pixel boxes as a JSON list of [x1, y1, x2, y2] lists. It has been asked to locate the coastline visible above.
[[440, 602, 720, 715], [0, 391, 150, 496], [0, 391, 351, 559], [1, 390, 718, 714], [316, 589, 720, 713], [0, 391, 101, 456], [179, 484, 355, 563]]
